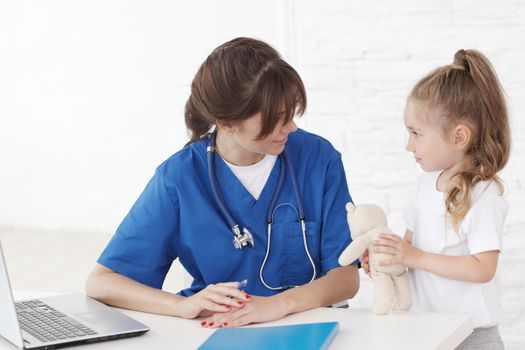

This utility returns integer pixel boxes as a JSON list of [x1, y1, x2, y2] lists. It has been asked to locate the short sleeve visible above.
[[319, 154, 353, 272], [97, 167, 179, 288], [464, 191, 508, 255], [404, 175, 422, 232]]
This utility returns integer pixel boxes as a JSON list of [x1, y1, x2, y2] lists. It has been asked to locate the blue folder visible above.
[[197, 321, 339, 350]]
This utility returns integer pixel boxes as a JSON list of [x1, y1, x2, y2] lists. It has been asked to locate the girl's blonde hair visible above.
[[410, 49, 511, 230]]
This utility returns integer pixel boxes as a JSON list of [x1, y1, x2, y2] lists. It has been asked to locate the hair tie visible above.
[[453, 49, 470, 72]]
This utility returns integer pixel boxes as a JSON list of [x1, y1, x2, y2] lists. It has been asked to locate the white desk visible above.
[[1, 291, 472, 350]]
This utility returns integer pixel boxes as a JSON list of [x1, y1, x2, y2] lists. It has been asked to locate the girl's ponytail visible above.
[[456, 50, 510, 177]]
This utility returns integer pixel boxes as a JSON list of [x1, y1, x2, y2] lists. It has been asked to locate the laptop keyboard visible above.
[[15, 299, 98, 343]]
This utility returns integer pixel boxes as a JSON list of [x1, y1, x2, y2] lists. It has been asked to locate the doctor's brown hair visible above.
[[184, 37, 307, 143], [409, 49, 510, 230]]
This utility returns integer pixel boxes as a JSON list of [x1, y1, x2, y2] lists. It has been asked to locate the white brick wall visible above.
[[292, 1, 525, 348], [1, 2, 523, 347]]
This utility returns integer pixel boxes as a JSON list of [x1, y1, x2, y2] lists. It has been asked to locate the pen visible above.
[[237, 279, 248, 292], [229, 279, 248, 301]]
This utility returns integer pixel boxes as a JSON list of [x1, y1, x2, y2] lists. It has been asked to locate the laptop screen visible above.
[[0, 241, 25, 348]]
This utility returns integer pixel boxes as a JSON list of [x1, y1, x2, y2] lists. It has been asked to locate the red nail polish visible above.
[[223, 322, 228, 326], [237, 301, 243, 305], [201, 321, 206, 326], [245, 294, 251, 299], [209, 322, 214, 327]]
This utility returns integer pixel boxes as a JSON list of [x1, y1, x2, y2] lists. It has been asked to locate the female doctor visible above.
[[86, 37, 359, 328]]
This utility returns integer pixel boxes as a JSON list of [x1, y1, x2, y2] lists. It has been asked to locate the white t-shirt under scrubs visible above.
[[223, 154, 277, 200]]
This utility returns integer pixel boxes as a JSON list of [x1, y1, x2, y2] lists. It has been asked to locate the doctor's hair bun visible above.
[[185, 94, 213, 143]]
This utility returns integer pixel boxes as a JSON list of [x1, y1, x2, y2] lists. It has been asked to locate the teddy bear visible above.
[[338, 202, 411, 315]]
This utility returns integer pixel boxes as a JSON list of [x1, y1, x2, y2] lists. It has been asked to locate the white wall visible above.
[[292, 1, 525, 348], [0, 0, 289, 232], [1, 0, 524, 348]]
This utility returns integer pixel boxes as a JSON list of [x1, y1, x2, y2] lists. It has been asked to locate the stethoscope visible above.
[[206, 131, 317, 290]]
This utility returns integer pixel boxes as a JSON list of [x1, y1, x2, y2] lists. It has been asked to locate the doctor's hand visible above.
[[202, 295, 287, 328], [359, 250, 371, 276], [177, 282, 249, 319]]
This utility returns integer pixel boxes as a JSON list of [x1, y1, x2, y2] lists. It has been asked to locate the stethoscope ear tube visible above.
[[282, 150, 305, 220], [207, 132, 255, 249], [266, 152, 286, 224], [207, 135, 237, 230]]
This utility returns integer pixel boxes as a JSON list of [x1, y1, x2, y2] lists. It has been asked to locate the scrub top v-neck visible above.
[[97, 129, 353, 297]]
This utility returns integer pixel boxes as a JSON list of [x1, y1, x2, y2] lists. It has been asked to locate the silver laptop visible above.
[[0, 241, 150, 349]]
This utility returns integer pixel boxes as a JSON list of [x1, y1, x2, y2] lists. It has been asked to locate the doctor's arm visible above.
[[202, 264, 359, 328], [277, 263, 360, 311], [86, 263, 249, 319]]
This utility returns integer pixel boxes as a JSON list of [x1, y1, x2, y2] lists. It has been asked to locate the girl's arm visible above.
[[202, 264, 359, 328], [374, 230, 499, 283]]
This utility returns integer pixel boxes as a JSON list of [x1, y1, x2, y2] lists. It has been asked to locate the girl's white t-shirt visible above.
[[404, 171, 508, 328], [222, 154, 277, 200]]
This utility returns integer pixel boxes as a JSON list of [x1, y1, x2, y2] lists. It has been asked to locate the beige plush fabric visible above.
[[338, 203, 412, 315]]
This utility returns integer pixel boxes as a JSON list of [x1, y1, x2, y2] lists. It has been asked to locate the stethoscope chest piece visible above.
[[232, 226, 254, 250]]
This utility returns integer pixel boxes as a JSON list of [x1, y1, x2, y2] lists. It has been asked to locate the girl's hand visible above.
[[359, 250, 371, 276], [373, 233, 423, 268], [201, 295, 286, 328], [177, 282, 248, 319]]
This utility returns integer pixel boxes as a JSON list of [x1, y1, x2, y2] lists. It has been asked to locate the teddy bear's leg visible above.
[[392, 271, 412, 311], [371, 273, 395, 315]]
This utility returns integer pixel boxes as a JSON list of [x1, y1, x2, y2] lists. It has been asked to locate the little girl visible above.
[[374, 49, 510, 349]]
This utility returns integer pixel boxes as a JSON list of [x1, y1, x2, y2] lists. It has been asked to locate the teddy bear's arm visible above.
[[338, 235, 372, 266]]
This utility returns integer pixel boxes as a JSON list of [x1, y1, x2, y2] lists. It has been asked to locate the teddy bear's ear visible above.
[[346, 202, 356, 214]]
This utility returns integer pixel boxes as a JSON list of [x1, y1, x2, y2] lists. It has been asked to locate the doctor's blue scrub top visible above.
[[98, 129, 353, 297]]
